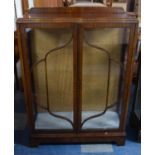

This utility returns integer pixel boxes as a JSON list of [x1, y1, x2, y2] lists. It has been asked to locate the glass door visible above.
[[81, 28, 130, 130], [25, 28, 74, 130]]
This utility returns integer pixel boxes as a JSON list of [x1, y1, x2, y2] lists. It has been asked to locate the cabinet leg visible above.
[[29, 138, 39, 147], [116, 138, 125, 146]]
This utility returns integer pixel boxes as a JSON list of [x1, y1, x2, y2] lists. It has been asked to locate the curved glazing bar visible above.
[[37, 104, 74, 128], [31, 36, 73, 71]]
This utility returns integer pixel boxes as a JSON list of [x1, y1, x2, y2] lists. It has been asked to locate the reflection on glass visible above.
[[82, 28, 129, 129], [26, 28, 73, 129]]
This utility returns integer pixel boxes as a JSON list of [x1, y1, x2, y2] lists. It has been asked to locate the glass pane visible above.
[[81, 28, 129, 130], [26, 28, 73, 130]]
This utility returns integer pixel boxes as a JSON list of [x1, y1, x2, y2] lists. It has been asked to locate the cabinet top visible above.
[[17, 7, 138, 24]]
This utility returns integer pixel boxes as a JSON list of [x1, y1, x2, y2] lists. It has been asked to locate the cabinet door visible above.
[[81, 28, 130, 130], [24, 27, 75, 130]]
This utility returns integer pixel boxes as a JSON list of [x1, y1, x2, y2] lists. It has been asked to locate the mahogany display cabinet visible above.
[[17, 7, 138, 146]]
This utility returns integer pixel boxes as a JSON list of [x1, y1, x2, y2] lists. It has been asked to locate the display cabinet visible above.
[[17, 7, 138, 146]]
